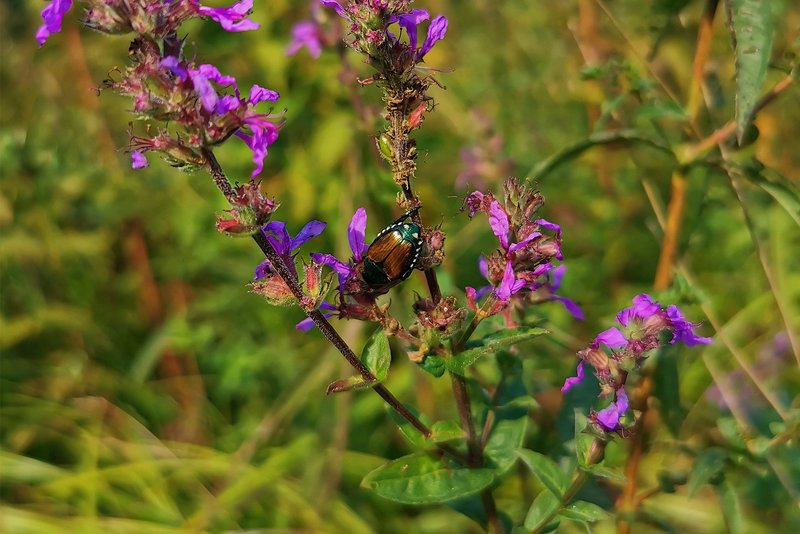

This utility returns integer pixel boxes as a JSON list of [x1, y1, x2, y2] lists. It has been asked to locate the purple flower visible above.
[[561, 361, 585, 393], [296, 301, 338, 331], [496, 260, 525, 301], [287, 21, 323, 58], [131, 150, 149, 169], [616, 293, 661, 327], [594, 388, 629, 432], [255, 219, 327, 279], [666, 305, 714, 346], [319, 0, 346, 19], [36, 0, 74, 47], [196, 0, 260, 32], [417, 15, 448, 59], [394, 9, 430, 51], [311, 207, 367, 290]]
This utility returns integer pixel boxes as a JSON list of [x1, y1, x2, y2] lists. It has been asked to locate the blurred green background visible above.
[[1, 1, 799, 532]]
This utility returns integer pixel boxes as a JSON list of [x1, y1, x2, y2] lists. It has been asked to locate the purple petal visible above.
[[595, 327, 628, 348], [395, 9, 430, 50], [311, 253, 350, 278], [254, 259, 273, 280], [236, 118, 279, 177], [616, 293, 660, 326], [561, 361, 585, 393], [297, 309, 335, 331], [348, 208, 368, 261], [131, 150, 148, 169], [161, 56, 188, 80], [553, 296, 584, 320], [320, 0, 346, 18], [36, 0, 74, 47], [263, 221, 291, 255], [198, 0, 260, 32], [478, 256, 488, 280], [287, 21, 323, 58], [536, 218, 561, 235], [188, 69, 218, 112], [488, 201, 509, 251], [417, 15, 448, 59], [508, 232, 541, 253], [496, 261, 524, 301], [474, 284, 493, 300], [466, 191, 485, 216], [596, 388, 629, 431], [248, 84, 280, 105], [666, 305, 713, 346], [291, 220, 327, 252], [215, 95, 240, 114], [197, 64, 236, 87], [550, 264, 566, 291]]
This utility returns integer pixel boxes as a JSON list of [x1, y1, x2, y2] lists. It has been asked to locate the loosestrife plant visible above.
[[38, 0, 712, 531]]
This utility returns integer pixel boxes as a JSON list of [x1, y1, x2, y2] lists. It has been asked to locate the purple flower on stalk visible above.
[[287, 20, 324, 58], [594, 388, 629, 432], [390, 10, 447, 60], [131, 150, 148, 169], [311, 207, 367, 290], [35, 0, 73, 46], [254, 219, 327, 279], [319, 0, 346, 18], [157, 56, 281, 177], [196, 0, 260, 32]]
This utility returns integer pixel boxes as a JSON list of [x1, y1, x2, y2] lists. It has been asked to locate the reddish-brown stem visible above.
[[201, 148, 460, 451]]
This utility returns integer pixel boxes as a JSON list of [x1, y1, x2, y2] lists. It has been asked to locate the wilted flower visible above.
[[216, 182, 280, 237]]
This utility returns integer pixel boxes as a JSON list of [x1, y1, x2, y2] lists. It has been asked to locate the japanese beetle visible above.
[[360, 208, 423, 294]]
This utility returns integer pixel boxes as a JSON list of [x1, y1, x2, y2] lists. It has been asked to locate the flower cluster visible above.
[[36, 0, 259, 47], [562, 294, 712, 433], [251, 219, 330, 309], [465, 178, 582, 324], [216, 182, 280, 237]]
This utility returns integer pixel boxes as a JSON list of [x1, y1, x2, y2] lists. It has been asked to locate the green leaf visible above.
[[484, 412, 528, 476], [725, 0, 774, 143], [524, 490, 562, 531], [559, 500, 612, 524], [417, 354, 446, 377], [687, 447, 727, 496], [326, 330, 390, 394], [716, 479, 744, 534], [362, 329, 391, 381], [361, 453, 495, 504], [653, 348, 685, 436], [430, 420, 466, 443], [579, 464, 627, 484], [517, 449, 570, 497], [742, 166, 800, 227], [446, 327, 548, 375], [387, 406, 430, 448]]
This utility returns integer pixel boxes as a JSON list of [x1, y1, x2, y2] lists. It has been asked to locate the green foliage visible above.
[[725, 0, 775, 142], [2, 0, 799, 532], [326, 328, 390, 393]]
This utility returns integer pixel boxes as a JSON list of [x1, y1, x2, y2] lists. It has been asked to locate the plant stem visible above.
[[201, 148, 452, 447], [533, 439, 607, 534]]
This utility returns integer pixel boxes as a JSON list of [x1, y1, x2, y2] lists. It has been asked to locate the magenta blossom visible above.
[[254, 219, 327, 279], [561, 294, 711, 434], [36, 0, 260, 47], [593, 388, 629, 432], [390, 10, 448, 60], [287, 20, 324, 58], [131, 150, 149, 169], [311, 207, 367, 292]]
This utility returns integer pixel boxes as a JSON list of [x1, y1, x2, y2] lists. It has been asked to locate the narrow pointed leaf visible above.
[[517, 449, 570, 497], [446, 327, 547, 375], [559, 500, 612, 524], [725, 0, 774, 143], [524, 490, 562, 531]]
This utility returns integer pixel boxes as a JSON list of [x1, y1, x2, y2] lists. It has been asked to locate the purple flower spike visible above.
[[131, 150, 148, 169], [561, 361, 585, 393], [36, 0, 74, 47], [595, 388, 629, 432], [418, 15, 448, 59], [666, 305, 713, 346], [287, 21, 323, 58], [197, 0, 260, 32]]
